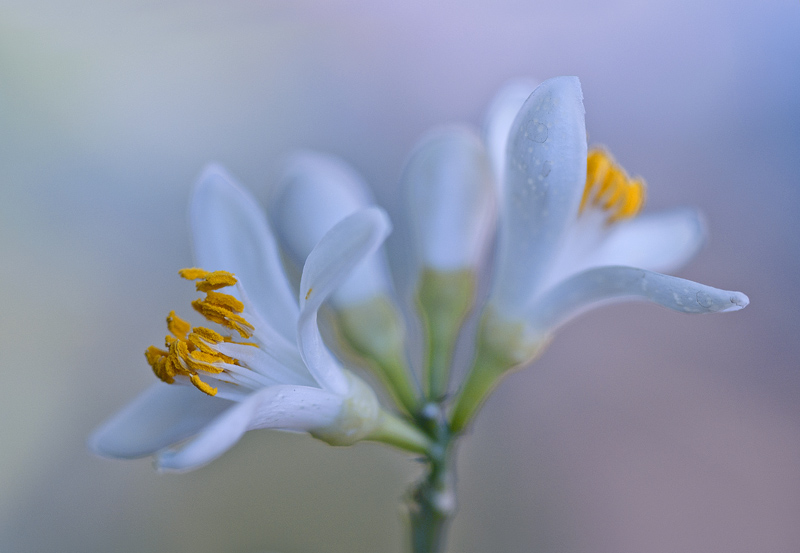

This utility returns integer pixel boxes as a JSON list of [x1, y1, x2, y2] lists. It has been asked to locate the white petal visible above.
[[483, 78, 539, 187], [190, 164, 299, 341], [297, 208, 392, 394], [88, 383, 233, 459], [587, 208, 706, 273], [155, 385, 343, 472], [525, 266, 749, 336], [544, 208, 707, 288], [213, 341, 317, 387], [270, 152, 392, 306], [490, 76, 588, 319], [403, 126, 497, 270]]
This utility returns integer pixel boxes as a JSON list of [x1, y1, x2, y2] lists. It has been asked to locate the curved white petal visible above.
[[525, 266, 749, 336], [155, 385, 343, 472], [297, 208, 392, 394], [88, 383, 233, 459], [403, 126, 497, 271], [544, 208, 707, 288], [588, 208, 706, 273], [271, 151, 392, 306], [483, 78, 539, 187], [190, 164, 299, 341], [490, 76, 588, 319], [213, 341, 317, 387]]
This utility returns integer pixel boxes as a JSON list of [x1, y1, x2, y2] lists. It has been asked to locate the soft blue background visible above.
[[1, 1, 798, 552]]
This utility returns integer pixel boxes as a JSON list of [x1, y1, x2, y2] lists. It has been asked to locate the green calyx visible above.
[[335, 296, 420, 414], [313, 371, 431, 454], [449, 309, 549, 434], [415, 268, 476, 402]]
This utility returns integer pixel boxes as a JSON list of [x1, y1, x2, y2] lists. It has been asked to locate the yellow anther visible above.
[[196, 271, 238, 292], [166, 310, 191, 340], [188, 328, 223, 355], [145, 345, 175, 383], [191, 326, 224, 343], [179, 267, 210, 280], [204, 291, 245, 313], [145, 345, 168, 366], [179, 268, 238, 291], [609, 179, 645, 223], [163, 355, 183, 382], [305, 287, 313, 300], [189, 374, 218, 396], [191, 298, 254, 338], [146, 267, 259, 396], [183, 351, 226, 374], [581, 148, 646, 223], [150, 357, 172, 383]]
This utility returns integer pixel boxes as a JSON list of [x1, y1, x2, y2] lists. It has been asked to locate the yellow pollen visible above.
[[199, 271, 238, 292], [145, 267, 259, 397], [305, 287, 313, 300], [189, 374, 218, 396], [204, 290, 245, 313], [191, 326, 224, 343], [191, 298, 254, 338], [581, 148, 646, 223], [188, 328, 223, 355], [166, 310, 191, 340], [178, 267, 210, 280], [179, 268, 238, 291]]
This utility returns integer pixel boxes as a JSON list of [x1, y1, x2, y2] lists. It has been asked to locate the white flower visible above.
[[450, 76, 748, 430], [92, 75, 750, 465], [90, 166, 427, 471], [492, 77, 746, 347]]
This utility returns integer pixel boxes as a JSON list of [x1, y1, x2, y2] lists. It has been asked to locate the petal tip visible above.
[[195, 163, 237, 192], [723, 291, 749, 312], [153, 453, 194, 474], [540, 75, 584, 112]]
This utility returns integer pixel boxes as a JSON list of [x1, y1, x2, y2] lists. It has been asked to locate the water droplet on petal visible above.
[[696, 291, 713, 309], [526, 120, 548, 143]]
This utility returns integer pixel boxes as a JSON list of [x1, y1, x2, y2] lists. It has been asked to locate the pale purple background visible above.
[[1, 1, 798, 552]]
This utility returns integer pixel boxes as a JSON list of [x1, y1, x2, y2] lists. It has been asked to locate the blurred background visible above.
[[1, 1, 798, 552]]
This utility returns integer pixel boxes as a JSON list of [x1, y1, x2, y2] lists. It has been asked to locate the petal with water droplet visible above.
[[525, 266, 749, 337]]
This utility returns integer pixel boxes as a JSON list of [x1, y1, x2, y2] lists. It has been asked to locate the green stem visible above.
[[408, 405, 456, 553]]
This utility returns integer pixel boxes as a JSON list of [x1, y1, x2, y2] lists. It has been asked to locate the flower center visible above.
[[145, 269, 256, 397], [580, 148, 646, 223]]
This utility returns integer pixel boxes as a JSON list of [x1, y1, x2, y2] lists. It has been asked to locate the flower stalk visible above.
[[409, 405, 457, 553]]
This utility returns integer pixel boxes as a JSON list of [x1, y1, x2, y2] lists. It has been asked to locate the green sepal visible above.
[[335, 296, 420, 414], [449, 309, 549, 433], [416, 268, 476, 402]]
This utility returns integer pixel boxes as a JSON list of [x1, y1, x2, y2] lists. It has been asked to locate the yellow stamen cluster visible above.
[[145, 269, 255, 396], [580, 148, 646, 223]]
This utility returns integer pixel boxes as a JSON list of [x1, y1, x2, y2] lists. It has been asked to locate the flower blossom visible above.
[[91, 76, 748, 469], [90, 167, 428, 471], [260, 76, 748, 431], [450, 76, 748, 429]]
